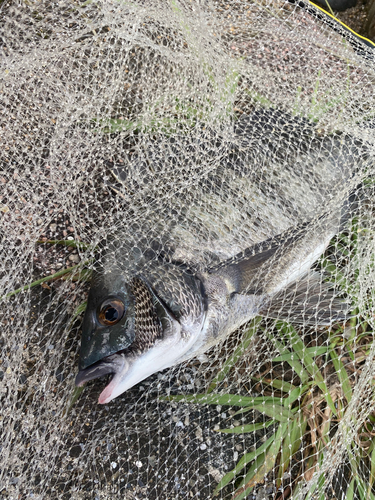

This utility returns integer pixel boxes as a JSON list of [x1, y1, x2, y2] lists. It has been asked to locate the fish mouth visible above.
[[75, 353, 126, 390], [75, 353, 132, 404]]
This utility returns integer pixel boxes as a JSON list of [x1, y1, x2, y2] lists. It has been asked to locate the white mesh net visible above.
[[2, 1, 375, 499]]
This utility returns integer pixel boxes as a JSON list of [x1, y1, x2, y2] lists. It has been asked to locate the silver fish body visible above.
[[75, 109, 367, 403]]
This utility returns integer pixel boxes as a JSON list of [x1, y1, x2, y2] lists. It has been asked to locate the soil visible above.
[[334, 0, 374, 40]]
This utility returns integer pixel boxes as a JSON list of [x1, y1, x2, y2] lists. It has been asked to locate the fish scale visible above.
[[129, 277, 162, 351]]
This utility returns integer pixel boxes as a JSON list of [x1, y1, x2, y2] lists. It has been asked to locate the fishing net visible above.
[[1, 1, 375, 499]]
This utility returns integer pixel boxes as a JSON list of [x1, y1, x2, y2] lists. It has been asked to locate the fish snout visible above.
[[75, 353, 127, 387]]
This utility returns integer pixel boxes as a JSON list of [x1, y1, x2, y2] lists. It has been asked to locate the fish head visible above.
[[78, 270, 136, 371], [76, 269, 205, 404]]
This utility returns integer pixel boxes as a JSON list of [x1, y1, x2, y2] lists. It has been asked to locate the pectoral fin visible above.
[[259, 271, 350, 325]]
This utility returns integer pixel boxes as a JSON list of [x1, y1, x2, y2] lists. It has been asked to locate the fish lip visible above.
[[75, 354, 125, 387]]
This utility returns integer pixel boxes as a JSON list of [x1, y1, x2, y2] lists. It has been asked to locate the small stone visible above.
[[49, 223, 57, 232], [207, 466, 222, 482], [199, 443, 207, 450], [111, 462, 117, 469], [68, 254, 80, 263], [195, 427, 203, 440], [135, 461, 142, 468]]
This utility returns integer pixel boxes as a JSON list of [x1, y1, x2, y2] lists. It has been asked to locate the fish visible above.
[[75, 109, 367, 404], [75, 215, 348, 404]]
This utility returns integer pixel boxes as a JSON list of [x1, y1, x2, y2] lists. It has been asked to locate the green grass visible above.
[[291, 58, 351, 123], [91, 57, 356, 139], [165, 316, 375, 499], [91, 62, 240, 136], [163, 319, 333, 497]]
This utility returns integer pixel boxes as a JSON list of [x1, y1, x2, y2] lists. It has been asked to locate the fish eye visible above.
[[98, 299, 125, 326]]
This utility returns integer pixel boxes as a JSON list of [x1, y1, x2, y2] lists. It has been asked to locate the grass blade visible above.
[[277, 415, 307, 486], [161, 393, 277, 406], [1, 261, 92, 301], [213, 431, 278, 495], [272, 346, 328, 362], [368, 445, 375, 498], [282, 385, 310, 408], [250, 404, 294, 423], [357, 477, 375, 500], [303, 452, 325, 500], [63, 386, 85, 416], [277, 322, 337, 416], [346, 478, 355, 500], [37, 239, 93, 250], [68, 301, 88, 330], [230, 452, 266, 500], [263, 324, 310, 384], [161, 394, 294, 422], [250, 376, 294, 394], [329, 348, 352, 404], [233, 422, 288, 499]]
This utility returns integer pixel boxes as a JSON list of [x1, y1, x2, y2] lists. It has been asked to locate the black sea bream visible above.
[[76, 109, 365, 404]]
